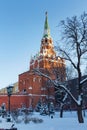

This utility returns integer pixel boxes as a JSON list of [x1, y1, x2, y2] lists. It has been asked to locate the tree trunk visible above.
[[77, 105, 84, 123], [60, 105, 63, 118], [77, 67, 84, 123]]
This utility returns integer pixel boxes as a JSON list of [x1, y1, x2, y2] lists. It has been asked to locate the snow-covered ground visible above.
[[0, 111, 87, 130]]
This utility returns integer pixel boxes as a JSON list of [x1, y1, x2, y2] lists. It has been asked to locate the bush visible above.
[[31, 118, 43, 123], [24, 116, 30, 124], [15, 119, 22, 124]]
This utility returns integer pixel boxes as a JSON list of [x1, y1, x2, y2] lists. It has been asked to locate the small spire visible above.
[[43, 12, 51, 38]]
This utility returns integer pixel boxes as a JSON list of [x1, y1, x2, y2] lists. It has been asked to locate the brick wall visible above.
[[0, 95, 29, 110]]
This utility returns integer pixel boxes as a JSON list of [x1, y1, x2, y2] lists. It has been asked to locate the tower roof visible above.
[[43, 12, 51, 38]]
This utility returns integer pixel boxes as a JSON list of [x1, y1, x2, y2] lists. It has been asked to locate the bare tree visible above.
[[55, 88, 68, 118], [33, 68, 87, 123], [55, 12, 87, 123]]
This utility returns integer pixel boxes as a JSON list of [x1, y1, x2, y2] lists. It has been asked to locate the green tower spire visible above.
[[43, 12, 51, 38]]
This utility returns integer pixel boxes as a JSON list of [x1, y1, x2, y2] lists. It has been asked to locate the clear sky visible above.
[[0, 0, 87, 89]]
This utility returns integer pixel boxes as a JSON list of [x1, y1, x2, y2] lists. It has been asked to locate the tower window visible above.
[[45, 39, 47, 43], [29, 86, 32, 89], [39, 78, 41, 82], [50, 39, 52, 43], [33, 78, 36, 82], [23, 81, 25, 85]]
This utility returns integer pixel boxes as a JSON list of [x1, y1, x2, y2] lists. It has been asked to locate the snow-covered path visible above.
[[17, 117, 87, 130], [16, 111, 87, 130], [0, 111, 87, 130]]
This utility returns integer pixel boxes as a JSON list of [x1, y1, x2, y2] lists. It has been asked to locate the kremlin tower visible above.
[[18, 12, 66, 108]]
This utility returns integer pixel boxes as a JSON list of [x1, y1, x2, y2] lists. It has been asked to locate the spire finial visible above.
[[43, 12, 51, 38], [45, 11, 48, 16]]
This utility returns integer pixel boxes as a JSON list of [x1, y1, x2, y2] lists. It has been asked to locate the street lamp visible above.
[[7, 85, 13, 122]]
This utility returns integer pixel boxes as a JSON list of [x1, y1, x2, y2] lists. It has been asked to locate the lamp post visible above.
[[7, 85, 13, 122]]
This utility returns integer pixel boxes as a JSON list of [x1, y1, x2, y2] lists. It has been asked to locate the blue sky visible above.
[[0, 0, 87, 88]]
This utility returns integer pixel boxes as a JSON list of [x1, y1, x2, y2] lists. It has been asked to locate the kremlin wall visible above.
[[0, 13, 66, 110]]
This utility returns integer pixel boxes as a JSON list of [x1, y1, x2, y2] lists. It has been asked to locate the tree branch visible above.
[[58, 48, 77, 70], [33, 68, 79, 105]]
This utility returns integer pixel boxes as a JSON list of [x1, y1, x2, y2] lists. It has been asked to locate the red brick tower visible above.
[[19, 12, 66, 108], [30, 12, 56, 70]]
